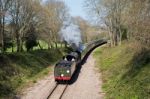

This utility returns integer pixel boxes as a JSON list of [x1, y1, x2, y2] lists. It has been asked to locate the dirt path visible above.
[[21, 55, 104, 99], [21, 73, 56, 99], [62, 55, 104, 99]]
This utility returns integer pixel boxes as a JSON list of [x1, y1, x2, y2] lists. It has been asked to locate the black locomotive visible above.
[[54, 51, 81, 82]]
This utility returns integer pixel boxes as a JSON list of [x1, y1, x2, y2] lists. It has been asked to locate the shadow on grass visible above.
[[0, 49, 63, 98], [122, 48, 150, 79]]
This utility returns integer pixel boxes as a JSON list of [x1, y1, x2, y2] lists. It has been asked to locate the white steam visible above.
[[59, 21, 82, 47]]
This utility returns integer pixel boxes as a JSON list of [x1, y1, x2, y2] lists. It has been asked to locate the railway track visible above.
[[47, 82, 68, 99]]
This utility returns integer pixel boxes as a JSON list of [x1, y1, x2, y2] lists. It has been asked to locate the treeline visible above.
[[0, 0, 69, 53], [85, 0, 150, 47]]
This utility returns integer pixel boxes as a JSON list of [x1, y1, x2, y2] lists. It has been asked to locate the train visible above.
[[54, 39, 107, 82], [54, 51, 81, 82]]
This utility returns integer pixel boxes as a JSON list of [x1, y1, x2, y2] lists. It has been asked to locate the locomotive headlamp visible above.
[[61, 74, 64, 77], [71, 58, 75, 61], [66, 70, 70, 73]]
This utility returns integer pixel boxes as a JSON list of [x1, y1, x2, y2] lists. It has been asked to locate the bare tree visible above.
[[0, 0, 12, 52], [73, 16, 90, 43], [85, 0, 127, 46], [0, 0, 70, 52], [123, 0, 150, 47], [9, 0, 41, 52], [37, 0, 69, 49]]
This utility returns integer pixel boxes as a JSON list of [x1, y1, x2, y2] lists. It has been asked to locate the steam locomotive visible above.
[[54, 51, 81, 82], [54, 39, 107, 82]]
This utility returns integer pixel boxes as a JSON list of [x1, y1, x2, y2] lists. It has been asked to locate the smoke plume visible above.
[[59, 20, 82, 47]]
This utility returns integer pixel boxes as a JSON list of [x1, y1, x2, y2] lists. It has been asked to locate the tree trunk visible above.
[[0, 20, 3, 52], [119, 28, 122, 45], [55, 42, 57, 48], [48, 44, 50, 49], [12, 44, 14, 52], [1, 15, 5, 52], [16, 32, 21, 52], [20, 40, 24, 52], [61, 43, 63, 48], [64, 42, 67, 48], [37, 41, 43, 50]]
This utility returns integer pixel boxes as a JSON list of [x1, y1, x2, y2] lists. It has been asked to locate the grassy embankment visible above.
[[94, 42, 150, 99], [0, 48, 65, 98]]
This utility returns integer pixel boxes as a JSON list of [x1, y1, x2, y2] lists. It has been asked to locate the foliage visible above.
[[25, 38, 37, 52], [25, 25, 38, 51]]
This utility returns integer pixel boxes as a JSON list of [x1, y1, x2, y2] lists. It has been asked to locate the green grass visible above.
[[0, 49, 64, 98], [6, 40, 49, 52], [6, 40, 64, 53], [93, 42, 150, 99], [33, 40, 48, 50]]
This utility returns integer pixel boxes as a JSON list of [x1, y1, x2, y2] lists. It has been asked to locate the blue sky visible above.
[[42, 0, 87, 19], [64, 0, 87, 19]]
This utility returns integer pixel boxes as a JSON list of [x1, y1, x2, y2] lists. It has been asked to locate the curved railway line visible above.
[[47, 39, 107, 99], [47, 83, 68, 99]]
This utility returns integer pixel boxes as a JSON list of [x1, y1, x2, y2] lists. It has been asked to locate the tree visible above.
[[123, 0, 150, 47], [0, 0, 70, 52], [25, 25, 37, 51], [0, 0, 12, 52], [9, 0, 40, 52], [73, 16, 89, 43], [85, 0, 127, 46], [37, 0, 69, 49], [85, 0, 150, 48]]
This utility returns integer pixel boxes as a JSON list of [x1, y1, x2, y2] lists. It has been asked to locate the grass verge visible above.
[[0, 49, 64, 98], [93, 42, 150, 99]]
